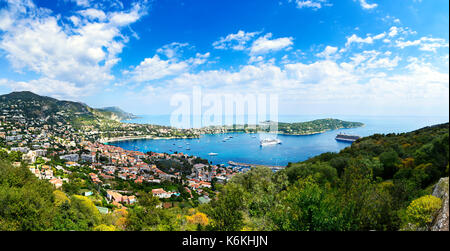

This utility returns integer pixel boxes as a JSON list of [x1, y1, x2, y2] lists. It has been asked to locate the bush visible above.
[[403, 195, 442, 230]]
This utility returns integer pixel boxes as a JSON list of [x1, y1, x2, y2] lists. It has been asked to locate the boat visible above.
[[208, 152, 218, 156], [260, 138, 282, 146], [335, 133, 360, 142], [186, 148, 191, 150]]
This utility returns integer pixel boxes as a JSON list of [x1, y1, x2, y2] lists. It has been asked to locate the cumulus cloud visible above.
[[157, 42, 190, 58], [292, 0, 332, 10], [356, 0, 378, 9], [0, 77, 91, 99], [72, 0, 91, 8], [156, 55, 447, 110], [316, 46, 339, 59], [396, 37, 449, 52], [0, 0, 147, 98], [213, 31, 294, 61], [212, 30, 260, 50], [250, 33, 293, 55], [345, 32, 385, 48], [124, 44, 210, 82]]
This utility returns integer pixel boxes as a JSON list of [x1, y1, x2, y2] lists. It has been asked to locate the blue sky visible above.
[[0, 0, 448, 116]]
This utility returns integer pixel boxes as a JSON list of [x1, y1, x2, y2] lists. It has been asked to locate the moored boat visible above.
[[335, 133, 360, 142]]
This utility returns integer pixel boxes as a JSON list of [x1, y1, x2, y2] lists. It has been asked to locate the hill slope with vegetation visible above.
[[200, 123, 449, 231], [0, 91, 132, 126]]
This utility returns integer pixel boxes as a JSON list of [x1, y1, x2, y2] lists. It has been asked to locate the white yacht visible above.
[[260, 138, 282, 146]]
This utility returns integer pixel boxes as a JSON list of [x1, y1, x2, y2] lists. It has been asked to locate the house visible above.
[[152, 188, 171, 199], [65, 161, 79, 167], [81, 153, 96, 163], [106, 190, 123, 203], [60, 154, 79, 162], [49, 178, 63, 189]]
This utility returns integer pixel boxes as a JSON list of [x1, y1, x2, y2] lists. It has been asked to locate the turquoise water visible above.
[[112, 115, 449, 166]]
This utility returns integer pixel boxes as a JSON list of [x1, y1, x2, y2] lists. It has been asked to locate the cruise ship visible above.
[[260, 138, 282, 146], [335, 133, 360, 142]]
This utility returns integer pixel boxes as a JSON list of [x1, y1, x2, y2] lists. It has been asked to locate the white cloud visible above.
[[316, 46, 339, 58], [212, 30, 260, 50], [72, 0, 91, 8], [155, 56, 447, 110], [126, 55, 190, 82], [292, 0, 332, 10], [125, 47, 210, 82], [396, 37, 449, 52], [0, 0, 147, 98], [356, 0, 378, 9], [388, 26, 399, 37], [250, 33, 293, 55], [345, 33, 385, 47], [157, 42, 189, 58], [78, 8, 107, 21], [0, 77, 92, 99]]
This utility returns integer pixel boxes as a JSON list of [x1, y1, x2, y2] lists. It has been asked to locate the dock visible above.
[[228, 161, 285, 171]]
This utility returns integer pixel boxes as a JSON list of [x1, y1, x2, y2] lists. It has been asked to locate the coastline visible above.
[[101, 135, 200, 144], [102, 125, 364, 144]]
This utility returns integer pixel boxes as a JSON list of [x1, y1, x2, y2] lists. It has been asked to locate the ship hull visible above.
[[335, 138, 357, 143]]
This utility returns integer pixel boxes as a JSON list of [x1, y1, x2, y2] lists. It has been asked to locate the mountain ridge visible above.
[[0, 91, 135, 123]]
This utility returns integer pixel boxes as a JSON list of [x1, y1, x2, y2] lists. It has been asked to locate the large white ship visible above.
[[260, 138, 282, 146]]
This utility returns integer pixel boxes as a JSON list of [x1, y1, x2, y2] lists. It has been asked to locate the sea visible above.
[[109, 115, 449, 167]]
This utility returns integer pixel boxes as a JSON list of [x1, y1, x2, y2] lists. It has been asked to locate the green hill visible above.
[[0, 91, 134, 126], [97, 106, 138, 121], [202, 122, 449, 231]]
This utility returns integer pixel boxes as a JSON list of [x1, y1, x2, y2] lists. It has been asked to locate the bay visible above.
[[111, 115, 449, 166]]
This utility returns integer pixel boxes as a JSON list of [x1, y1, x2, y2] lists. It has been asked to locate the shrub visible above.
[[403, 195, 442, 230]]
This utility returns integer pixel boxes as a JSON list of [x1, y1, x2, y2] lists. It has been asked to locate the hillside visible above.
[[206, 118, 364, 135], [201, 122, 449, 231], [97, 107, 138, 121], [272, 118, 364, 135], [0, 91, 133, 126]]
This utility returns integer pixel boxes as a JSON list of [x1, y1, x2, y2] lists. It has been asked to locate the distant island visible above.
[[200, 119, 364, 137]]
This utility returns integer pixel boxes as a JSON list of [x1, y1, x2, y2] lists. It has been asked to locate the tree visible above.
[[0, 161, 55, 230], [70, 195, 102, 228], [379, 150, 400, 179], [53, 190, 70, 207], [205, 183, 246, 231], [186, 212, 209, 227], [270, 176, 345, 231], [284, 162, 337, 185]]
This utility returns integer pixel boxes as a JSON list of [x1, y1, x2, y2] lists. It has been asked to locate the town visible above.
[[0, 92, 242, 212]]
